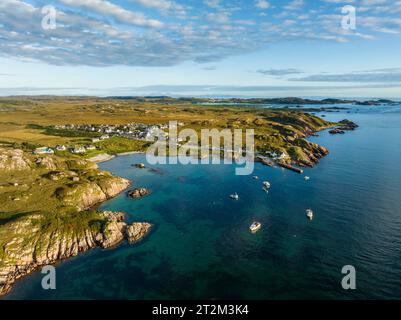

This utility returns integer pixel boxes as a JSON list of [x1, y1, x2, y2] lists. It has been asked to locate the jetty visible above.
[[256, 156, 274, 167], [278, 162, 304, 174]]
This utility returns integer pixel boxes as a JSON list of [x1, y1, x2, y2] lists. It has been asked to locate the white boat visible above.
[[230, 193, 239, 200], [306, 209, 314, 220], [249, 221, 262, 233], [304, 176, 310, 181], [253, 176, 259, 180], [263, 181, 271, 189]]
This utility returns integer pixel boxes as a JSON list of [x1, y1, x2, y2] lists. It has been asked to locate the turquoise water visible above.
[[5, 104, 401, 300]]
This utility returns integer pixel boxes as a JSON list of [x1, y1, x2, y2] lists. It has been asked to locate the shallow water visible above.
[[5, 104, 401, 300]]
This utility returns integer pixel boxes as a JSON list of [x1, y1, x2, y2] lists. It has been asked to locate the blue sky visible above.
[[0, 0, 401, 97]]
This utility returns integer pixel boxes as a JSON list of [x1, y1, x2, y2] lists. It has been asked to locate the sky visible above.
[[0, 0, 401, 98]]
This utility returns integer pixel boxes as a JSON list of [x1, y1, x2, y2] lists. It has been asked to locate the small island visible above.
[[128, 188, 151, 199]]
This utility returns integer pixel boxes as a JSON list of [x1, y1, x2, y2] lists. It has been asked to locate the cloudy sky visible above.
[[0, 0, 401, 97]]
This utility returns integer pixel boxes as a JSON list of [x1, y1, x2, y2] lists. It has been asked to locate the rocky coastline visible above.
[[0, 149, 152, 297], [0, 211, 152, 296]]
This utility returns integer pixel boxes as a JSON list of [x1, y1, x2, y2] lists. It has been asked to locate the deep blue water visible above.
[[5, 104, 401, 300]]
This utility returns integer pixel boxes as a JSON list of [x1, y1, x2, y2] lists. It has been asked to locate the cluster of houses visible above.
[[33, 143, 99, 155], [33, 122, 185, 156], [265, 150, 289, 161], [53, 122, 173, 142]]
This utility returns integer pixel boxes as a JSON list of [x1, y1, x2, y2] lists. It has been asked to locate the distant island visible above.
[[4, 96, 396, 106], [104, 96, 396, 106]]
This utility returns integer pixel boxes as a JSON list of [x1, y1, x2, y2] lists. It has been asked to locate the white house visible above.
[[33, 147, 54, 155], [85, 145, 96, 151], [71, 146, 86, 154], [55, 145, 66, 151]]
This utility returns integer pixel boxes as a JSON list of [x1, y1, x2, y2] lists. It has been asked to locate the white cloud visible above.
[[204, 0, 220, 8], [59, 0, 164, 28], [255, 0, 270, 10], [207, 12, 230, 24], [284, 0, 304, 11], [131, 0, 187, 16], [0, 0, 399, 68]]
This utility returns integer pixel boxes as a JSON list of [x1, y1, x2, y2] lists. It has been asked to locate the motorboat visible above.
[[249, 221, 262, 233], [230, 193, 239, 200], [306, 209, 314, 220]]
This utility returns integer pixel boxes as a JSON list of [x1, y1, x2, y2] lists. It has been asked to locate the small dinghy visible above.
[[230, 193, 239, 200], [306, 209, 314, 220], [304, 176, 310, 181], [263, 181, 271, 189], [249, 221, 262, 233]]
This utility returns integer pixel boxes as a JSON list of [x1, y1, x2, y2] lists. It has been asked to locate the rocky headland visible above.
[[329, 119, 359, 135], [0, 148, 152, 296]]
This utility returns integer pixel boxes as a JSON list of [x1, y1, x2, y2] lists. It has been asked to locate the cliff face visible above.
[[0, 211, 152, 296], [58, 177, 130, 210]]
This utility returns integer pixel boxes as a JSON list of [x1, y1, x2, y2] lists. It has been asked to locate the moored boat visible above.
[[306, 209, 314, 220], [263, 181, 271, 189], [230, 193, 239, 200], [249, 221, 262, 233]]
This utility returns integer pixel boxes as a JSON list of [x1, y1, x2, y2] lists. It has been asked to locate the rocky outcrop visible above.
[[34, 157, 57, 170], [128, 188, 151, 199], [0, 211, 152, 296], [126, 223, 152, 244], [329, 128, 345, 135], [57, 177, 130, 210], [338, 119, 359, 131], [330, 119, 359, 135], [0, 149, 31, 171]]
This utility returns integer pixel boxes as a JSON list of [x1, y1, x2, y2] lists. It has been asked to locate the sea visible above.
[[5, 103, 401, 299]]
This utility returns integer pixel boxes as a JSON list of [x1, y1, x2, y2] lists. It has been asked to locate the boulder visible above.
[[126, 223, 152, 243], [128, 188, 151, 199]]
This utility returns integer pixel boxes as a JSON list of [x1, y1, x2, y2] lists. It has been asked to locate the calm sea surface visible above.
[[5, 104, 401, 299]]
